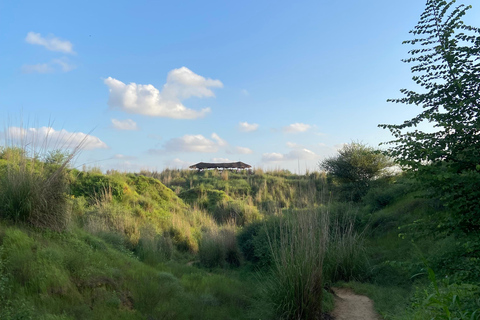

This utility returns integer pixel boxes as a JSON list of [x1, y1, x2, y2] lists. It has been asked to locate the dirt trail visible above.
[[331, 287, 382, 320]]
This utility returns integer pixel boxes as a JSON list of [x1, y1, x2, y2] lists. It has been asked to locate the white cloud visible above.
[[238, 121, 259, 132], [227, 147, 253, 154], [262, 148, 317, 162], [52, 58, 76, 72], [113, 154, 137, 160], [25, 32, 75, 54], [282, 123, 311, 133], [150, 133, 227, 154], [111, 118, 138, 131], [211, 157, 233, 163], [104, 67, 222, 119], [241, 89, 249, 96], [21, 63, 53, 74], [21, 58, 75, 74], [211, 132, 227, 146], [262, 152, 284, 162], [165, 158, 192, 169], [284, 148, 316, 160], [3, 127, 108, 150], [162, 67, 223, 100]]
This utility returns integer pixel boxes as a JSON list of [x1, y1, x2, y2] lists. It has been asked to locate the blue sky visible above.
[[1, 1, 479, 173]]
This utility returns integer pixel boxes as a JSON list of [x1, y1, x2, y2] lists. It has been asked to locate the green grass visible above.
[[0, 223, 261, 319], [1, 146, 479, 320]]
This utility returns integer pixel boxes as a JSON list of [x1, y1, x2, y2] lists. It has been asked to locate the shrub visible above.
[[213, 200, 261, 226], [0, 150, 70, 231], [198, 225, 241, 268], [362, 179, 409, 212], [237, 217, 281, 267], [70, 172, 127, 203]]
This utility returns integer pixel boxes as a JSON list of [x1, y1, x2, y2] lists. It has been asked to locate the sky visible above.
[[1, 0, 479, 173]]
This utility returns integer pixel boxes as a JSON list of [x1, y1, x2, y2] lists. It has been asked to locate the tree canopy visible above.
[[380, 0, 480, 232], [320, 143, 393, 200]]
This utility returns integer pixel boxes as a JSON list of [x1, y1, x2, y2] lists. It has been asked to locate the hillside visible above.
[[0, 147, 479, 319]]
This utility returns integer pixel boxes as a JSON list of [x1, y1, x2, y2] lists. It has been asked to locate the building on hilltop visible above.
[[189, 161, 251, 171]]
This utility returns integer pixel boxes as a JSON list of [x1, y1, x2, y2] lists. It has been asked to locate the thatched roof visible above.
[[189, 162, 251, 170]]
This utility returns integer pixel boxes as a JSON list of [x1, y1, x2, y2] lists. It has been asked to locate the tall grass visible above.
[[262, 204, 368, 319], [198, 222, 241, 268], [0, 123, 87, 231], [324, 205, 368, 284], [263, 208, 329, 319], [0, 147, 75, 231]]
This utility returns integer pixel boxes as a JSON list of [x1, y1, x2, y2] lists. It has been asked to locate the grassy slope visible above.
[[1, 160, 478, 319], [0, 159, 260, 320], [0, 223, 258, 320]]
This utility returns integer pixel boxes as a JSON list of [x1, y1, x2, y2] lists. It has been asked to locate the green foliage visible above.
[[379, 0, 480, 233], [254, 206, 368, 319], [407, 262, 480, 320], [324, 217, 369, 285], [0, 224, 261, 319], [70, 172, 127, 202], [0, 149, 70, 231], [198, 226, 241, 268], [237, 217, 281, 267], [44, 149, 70, 166], [320, 142, 393, 201], [134, 231, 173, 265], [179, 187, 229, 210], [262, 210, 328, 319], [213, 200, 261, 226]]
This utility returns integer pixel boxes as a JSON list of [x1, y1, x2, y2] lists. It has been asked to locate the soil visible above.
[[330, 287, 383, 320]]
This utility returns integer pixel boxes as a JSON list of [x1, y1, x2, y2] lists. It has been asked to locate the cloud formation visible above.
[[211, 157, 233, 163], [2, 127, 107, 150], [211, 133, 227, 146], [227, 146, 253, 154], [262, 152, 284, 162], [21, 63, 53, 74], [104, 67, 223, 119], [51, 58, 76, 72], [25, 32, 75, 54], [113, 154, 137, 160], [238, 121, 259, 132], [111, 119, 138, 131], [165, 158, 193, 169], [262, 148, 317, 162], [150, 133, 227, 154], [282, 123, 311, 133], [21, 58, 75, 74]]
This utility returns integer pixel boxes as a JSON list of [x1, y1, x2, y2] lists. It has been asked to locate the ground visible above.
[[331, 287, 382, 320]]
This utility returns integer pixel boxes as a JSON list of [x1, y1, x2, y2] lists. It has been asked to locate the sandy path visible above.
[[331, 287, 382, 320]]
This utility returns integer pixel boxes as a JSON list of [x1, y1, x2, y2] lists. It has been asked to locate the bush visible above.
[[70, 172, 127, 203], [362, 179, 409, 212], [0, 150, 70, 231], [213, 200, 261, 226], [198, 226, 241, 268]]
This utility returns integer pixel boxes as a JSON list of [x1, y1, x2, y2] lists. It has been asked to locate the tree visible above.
[[44, 149, 70, 165], [379, 0, 480, 232], [320, 142, 393, 201]]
